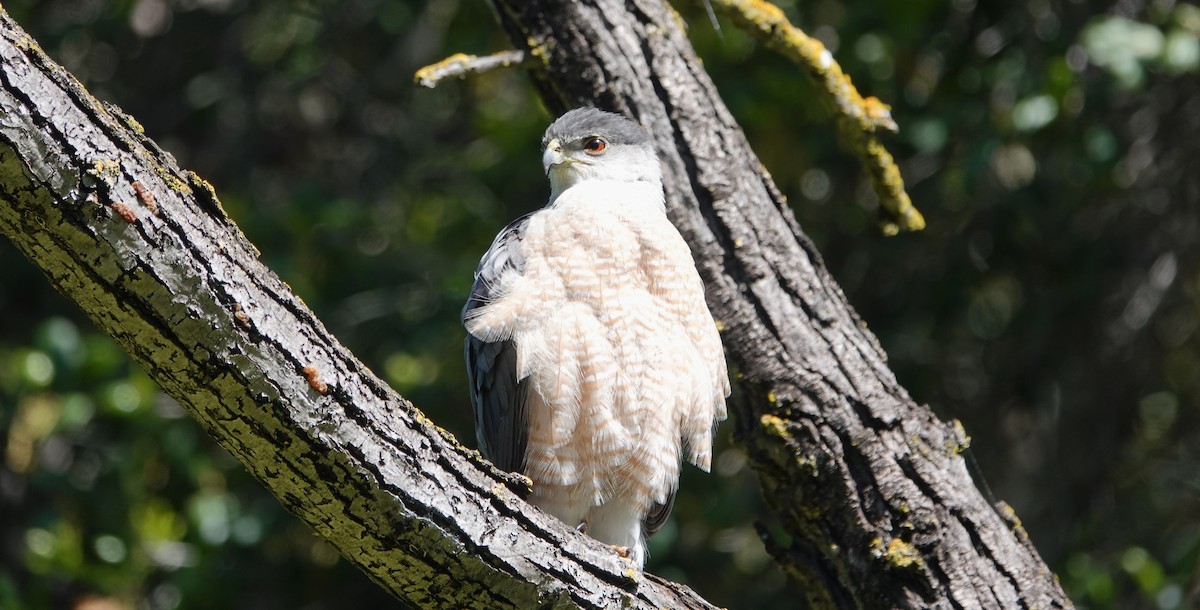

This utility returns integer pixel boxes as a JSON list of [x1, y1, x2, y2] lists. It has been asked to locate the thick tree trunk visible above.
[[491, 1, 1071, 608], [0, 10, 714, 610]]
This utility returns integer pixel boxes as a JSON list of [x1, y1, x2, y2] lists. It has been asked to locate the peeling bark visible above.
[[0, 9, 716, 610], [491, 0, 1072, 608]]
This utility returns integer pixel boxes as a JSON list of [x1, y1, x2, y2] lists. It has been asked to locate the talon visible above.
[[576, 520, 588, 535]]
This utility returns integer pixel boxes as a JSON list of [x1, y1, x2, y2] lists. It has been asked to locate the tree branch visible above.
[[491, 0, 1069, 607], [414, 50, 532, 89], [0, 9, 715, 610], [702, 0, 925, 235]]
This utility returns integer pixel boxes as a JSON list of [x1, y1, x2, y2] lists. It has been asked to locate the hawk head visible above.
[[541, 108, 662, 200]]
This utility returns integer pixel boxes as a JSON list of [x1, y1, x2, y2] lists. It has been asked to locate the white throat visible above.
[[546, 151, 663, 206], [547, 177, 666, 215]]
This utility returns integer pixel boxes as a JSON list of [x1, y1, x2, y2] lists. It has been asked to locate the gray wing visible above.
[[643, 492, 676, 537], [463, 213, 535, 474]]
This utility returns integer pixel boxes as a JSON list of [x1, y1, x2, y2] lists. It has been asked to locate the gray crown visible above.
[[541, 108, 650, 149]]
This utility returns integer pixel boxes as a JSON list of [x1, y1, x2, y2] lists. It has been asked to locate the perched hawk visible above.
[[463, 108, 729, 567]]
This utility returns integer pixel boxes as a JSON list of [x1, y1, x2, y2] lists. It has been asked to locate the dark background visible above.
[[1, 0, 1197, 608]]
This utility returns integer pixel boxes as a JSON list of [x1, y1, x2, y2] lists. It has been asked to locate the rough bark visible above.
[[491, 1, 1072, 608], [0, 10, 716, 610]]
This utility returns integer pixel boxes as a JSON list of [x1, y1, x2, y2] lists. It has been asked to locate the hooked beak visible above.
[[542, 138, 564, 176]]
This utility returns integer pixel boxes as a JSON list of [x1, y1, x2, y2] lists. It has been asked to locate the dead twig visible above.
[[414, 50, 531, 89]]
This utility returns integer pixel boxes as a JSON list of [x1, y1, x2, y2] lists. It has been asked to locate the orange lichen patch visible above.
[[110, 202, 137, 224], [132, 181, 158, 215], [301, 366, 329, 394], [232, 303, 251, 327]]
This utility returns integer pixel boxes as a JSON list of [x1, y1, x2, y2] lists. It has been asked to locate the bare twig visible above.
[[702, 0, 925, 234], [414, 50, 531, 88]]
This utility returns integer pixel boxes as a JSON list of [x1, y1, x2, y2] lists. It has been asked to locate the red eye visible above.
[[583, 137, 607, 154]]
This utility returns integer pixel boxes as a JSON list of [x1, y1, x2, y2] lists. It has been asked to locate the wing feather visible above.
[[642, 491, 676, 537], [463, 213, 535, 473]]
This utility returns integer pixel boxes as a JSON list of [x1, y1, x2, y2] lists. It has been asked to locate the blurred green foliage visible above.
[[1, 0, 1198, 608]]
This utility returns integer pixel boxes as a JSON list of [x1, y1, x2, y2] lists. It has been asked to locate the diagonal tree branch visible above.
[[0, 9, 714, 610], [491, 0, 1070, 607], [701, 0, 926, 236]]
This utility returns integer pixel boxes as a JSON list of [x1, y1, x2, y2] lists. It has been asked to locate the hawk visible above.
[[463, 107, 729, 567]]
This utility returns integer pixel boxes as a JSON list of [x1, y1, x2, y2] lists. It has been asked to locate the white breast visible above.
[[465, 179, 728, 513]]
